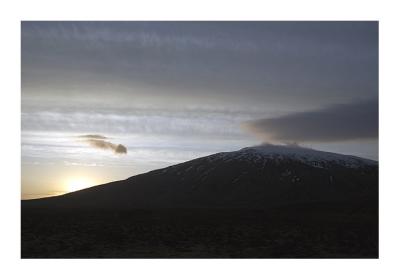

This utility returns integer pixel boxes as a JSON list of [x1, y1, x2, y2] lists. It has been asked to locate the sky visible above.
[[21, 21, 378, 199]]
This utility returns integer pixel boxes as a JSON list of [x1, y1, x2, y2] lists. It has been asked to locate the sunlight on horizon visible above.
[[65, 176, 97, 193]]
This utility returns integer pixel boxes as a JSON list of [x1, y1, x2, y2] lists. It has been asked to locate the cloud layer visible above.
[[244, 99, 378, 143], [78, 135, 127, 154], [22, 22, 378, 110]]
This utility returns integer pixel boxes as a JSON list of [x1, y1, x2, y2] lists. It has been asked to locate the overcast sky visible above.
[[21, 21, 378, 198]]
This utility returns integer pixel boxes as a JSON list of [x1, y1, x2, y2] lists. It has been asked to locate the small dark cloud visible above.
[[114, 144, 127, 154], [78, 134, 127, 154], [243, 99, 378, 143]]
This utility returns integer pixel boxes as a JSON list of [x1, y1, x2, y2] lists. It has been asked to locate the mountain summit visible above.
[[209, 143, 376, 168], [23, 144, 378, 209]]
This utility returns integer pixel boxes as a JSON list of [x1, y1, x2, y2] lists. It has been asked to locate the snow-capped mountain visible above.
[[190, 144, 377, 169], [23, 144, 378, 209]]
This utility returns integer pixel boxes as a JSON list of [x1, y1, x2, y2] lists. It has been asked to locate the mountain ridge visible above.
[[22, 144, 378, 210], [22, 144, 378, 258]]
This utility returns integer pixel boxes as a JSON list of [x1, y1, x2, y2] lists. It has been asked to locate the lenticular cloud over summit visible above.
[[243, 99, 378, 143]]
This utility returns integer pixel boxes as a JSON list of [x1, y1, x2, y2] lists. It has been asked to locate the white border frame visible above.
[[2, 1, 399, 280]]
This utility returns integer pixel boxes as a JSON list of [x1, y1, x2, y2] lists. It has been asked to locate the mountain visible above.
[[22, 144, 378, 258], [22, 144, 378, 209]]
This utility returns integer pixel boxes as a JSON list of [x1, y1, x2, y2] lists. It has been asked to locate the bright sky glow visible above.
[[65, 176, 97, 193]]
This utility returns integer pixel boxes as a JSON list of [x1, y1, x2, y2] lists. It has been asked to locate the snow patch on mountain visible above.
[[212, 144, 377, 168]]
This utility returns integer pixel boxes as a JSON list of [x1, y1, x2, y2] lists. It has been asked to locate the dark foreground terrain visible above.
[[22, 201, 378, 258], [21, 145, 378, 258]]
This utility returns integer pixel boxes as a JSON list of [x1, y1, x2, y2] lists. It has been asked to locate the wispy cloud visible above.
[[22, 22, 259, 52], [78, 134, 127, 154], [22, 105, 259, 139], [77, 134, 107, 140], [243, 99, 378, 143]]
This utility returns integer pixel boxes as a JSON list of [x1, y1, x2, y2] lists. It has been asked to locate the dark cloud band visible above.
[[243, 99, 378, 143]]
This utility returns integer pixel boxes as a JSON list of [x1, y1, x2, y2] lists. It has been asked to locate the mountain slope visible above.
[[22, 144, 378, 209], [22, 144, 378, 258]]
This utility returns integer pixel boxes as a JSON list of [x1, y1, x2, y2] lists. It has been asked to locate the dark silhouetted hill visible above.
[[21, 144, 378, 258], [22, 144, 378, 210]]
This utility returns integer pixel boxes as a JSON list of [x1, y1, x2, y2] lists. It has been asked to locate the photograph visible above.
[[21, 21, 378, 258]]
